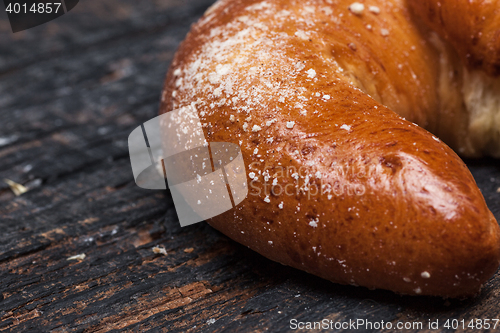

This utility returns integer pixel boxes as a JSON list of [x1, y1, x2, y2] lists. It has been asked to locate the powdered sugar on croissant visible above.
[[161, 0, 500, 297]]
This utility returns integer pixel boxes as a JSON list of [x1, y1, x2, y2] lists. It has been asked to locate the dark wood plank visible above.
[[0, 0, 215, 74], [1, 0, 500, 332]]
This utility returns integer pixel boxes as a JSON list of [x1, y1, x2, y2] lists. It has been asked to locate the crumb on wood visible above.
[[4, 179, 28, 196], [184, 248, 194, 253], [152, 246, 168, 256], [67, 253, 86, 261]]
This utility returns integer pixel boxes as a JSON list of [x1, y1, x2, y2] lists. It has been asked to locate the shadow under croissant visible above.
[[214, 227, 488, 309], [156, 155, 500, 324], [163, 193, 496, 316]]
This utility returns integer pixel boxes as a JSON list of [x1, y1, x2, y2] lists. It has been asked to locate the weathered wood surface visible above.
[[1, 0, 500, 332]]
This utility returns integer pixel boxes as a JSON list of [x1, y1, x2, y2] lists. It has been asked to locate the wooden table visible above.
[[1, 0, 500, 331]]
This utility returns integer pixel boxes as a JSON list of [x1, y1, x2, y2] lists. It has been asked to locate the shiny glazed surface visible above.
[[161, 0, 500, 297]]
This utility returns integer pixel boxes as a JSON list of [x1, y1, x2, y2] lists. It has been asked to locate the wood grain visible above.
[[1, 0, 500, 331]]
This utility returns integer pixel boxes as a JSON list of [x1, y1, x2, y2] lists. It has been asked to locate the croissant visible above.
[[160, 0, 500, 297]]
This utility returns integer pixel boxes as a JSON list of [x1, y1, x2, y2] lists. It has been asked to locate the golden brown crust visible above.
[[408, 0, 500, 77], [160, 0, 500, 297]]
